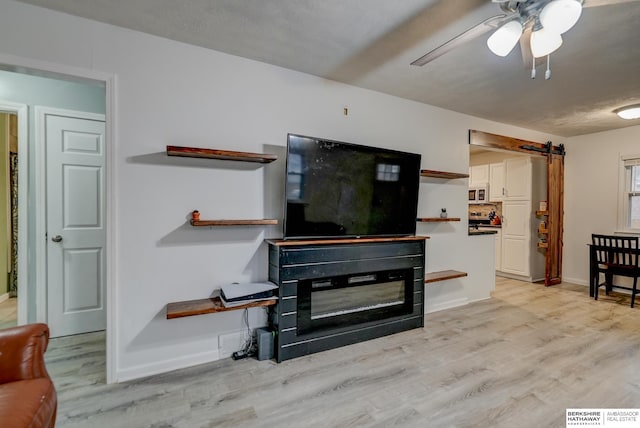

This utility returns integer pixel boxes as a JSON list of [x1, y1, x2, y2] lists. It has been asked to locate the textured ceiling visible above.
[[15, 0, 640, 137]]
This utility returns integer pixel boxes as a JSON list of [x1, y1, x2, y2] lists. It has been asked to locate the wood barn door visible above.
[[545, 153, 564, 286]]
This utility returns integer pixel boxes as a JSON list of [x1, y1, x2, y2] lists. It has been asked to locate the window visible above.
[[286, 153, 304, 200], [376, 163, 400, 182], [618, 155, 640, 232]]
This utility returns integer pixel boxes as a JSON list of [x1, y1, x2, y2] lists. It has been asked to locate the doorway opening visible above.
[[469, 129, 565, 286], [469, 144, 547, 282], [0, 100, 27, 330], [0, 112, 17, 328], [0, 63, 113, 381]]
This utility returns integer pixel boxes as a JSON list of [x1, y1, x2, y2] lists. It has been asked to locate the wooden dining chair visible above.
[[591, 234, 640, 307]]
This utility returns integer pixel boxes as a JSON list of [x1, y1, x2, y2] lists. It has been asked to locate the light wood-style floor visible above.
[[42, 278, 640, 427], [0, 297, 17, 330]]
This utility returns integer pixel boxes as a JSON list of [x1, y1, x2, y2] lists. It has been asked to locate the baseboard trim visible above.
[[116, 349, 220, 383], [426, 297, 469, 314], [496, 271, 533, 282], [562, 276, 588, 286]]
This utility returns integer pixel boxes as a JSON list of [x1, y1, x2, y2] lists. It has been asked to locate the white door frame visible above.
[[0, 53, 117, 384], [0, 101, 28, 326]]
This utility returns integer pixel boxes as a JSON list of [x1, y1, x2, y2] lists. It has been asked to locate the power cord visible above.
[[232, 308, 256, 360], [232, 306, 272, 360]]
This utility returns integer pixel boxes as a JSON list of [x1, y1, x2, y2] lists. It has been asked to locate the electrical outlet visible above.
[[218, 331, 247, 358]]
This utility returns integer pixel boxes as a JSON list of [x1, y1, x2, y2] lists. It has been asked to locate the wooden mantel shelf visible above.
[[191, 219, 278, 226], [420, 170, 469, 179], [167, 297, 277, 319], [166, 145, 277, 164], [417, 217, 461, 223], [266, 236, 429, 247], [424, 270, 468, 284]]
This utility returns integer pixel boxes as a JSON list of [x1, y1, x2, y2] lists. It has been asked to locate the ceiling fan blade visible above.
[[520, 25, 534, 69], [411, 14, 512, 66], [583, 0, 640, 7]]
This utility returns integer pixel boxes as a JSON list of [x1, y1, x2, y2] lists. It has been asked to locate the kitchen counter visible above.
[[468, 222, 501, 229], [469, 229, 498, 236], [468, 214, 501, 235]]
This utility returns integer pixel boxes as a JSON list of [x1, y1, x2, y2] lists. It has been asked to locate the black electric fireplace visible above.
[[297, 269, 414, 335], [267, 237, 426, 362]]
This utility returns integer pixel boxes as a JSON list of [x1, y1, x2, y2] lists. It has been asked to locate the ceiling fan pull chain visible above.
[[545, 55, 552, 80], [531, 56, 536, 79]]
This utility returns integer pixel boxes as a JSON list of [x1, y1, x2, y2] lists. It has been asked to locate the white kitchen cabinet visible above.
[[504, 157, 532, 201], [489, 162, 504, 202], [469, 164, 489, 186], [501, 201, 530, 276], [479, 227, 502, 270], [494, 228, 502, 271], [502, 236, 528, 276]]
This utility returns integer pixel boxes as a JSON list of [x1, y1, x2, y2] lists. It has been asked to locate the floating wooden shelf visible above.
[[420, 170, 469, 179], [538, 242, 549, 249], [191, 219, 278, 226], [417, 217, 461, 222], [167, 297, 277, 319], [536, 210, 549, 216], [538, 228, 549, 234], [166, 145, 277, 164], [424, 270, 468, 284]]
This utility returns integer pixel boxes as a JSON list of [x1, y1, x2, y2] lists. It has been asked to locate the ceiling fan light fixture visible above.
[[487, 20, 523, 57], [530, 27, 563, 58], [614, 104, 640, 120], [539, 0, 583, 34]]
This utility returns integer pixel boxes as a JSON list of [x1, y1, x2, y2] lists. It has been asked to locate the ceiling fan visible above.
[[411, 0, 639, 79]]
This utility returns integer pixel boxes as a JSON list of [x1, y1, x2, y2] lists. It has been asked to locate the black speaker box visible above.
[[256, 327, 274, 361]]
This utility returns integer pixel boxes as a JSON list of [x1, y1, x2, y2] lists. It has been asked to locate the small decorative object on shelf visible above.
[[539, 200, 547, 211], [440, 208, 448, 218], [538, 236, 548, 248], [192, 210, 200, 221]]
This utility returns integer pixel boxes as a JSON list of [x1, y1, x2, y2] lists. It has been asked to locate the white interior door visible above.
[[46, 113, 106, 337]]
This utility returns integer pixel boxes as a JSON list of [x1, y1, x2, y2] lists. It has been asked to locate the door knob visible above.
[[51, 235, 63, 243]]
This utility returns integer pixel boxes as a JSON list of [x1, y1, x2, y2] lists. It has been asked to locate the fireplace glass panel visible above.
[[297, 269, 413, 335], [311, 279, 404, 320]]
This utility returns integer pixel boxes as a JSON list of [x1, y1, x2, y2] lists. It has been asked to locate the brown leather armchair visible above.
[[0, 323, 57, 428]]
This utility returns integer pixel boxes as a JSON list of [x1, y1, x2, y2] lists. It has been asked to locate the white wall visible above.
[[469, 149, 528, 166], [0, 0, 565, 382], [563, 124, 640, 285], [0, 70, 105, 113]]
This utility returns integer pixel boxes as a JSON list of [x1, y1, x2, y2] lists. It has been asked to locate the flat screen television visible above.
[[283, 133, 421, 239]]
